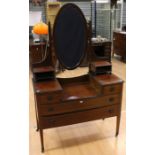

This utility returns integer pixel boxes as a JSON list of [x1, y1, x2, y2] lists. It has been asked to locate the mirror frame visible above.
[[53, 3, 88, 70]]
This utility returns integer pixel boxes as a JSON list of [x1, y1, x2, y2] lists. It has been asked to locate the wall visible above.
[[29, 0, 126, 40], [29, 2, 46, 23], [122, 1, 126, 28]]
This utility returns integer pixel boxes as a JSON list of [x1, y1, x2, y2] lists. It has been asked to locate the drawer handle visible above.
[[47, 96, 52, 101], [36, 48, 39, 51], [79, 100, 84, 104], [48, 119, 55, 124], [109, 97, 114, 102], [108, 109, 114, 114], [109, 87, 115, 92], [48, 108, 54, 112]]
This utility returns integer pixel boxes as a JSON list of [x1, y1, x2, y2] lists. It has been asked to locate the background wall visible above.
[[29, 1, 46, 22], [29, 0, 126, 40], [122, 1, 126, 28]]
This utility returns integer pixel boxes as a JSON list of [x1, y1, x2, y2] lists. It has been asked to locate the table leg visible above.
[[116, 115, 121, 136], [34, 100, 39, 131], [39, 129, 44, 152], [36, 118, 39, 132]]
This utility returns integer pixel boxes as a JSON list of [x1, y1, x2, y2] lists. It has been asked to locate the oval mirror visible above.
[[53, 4, 87, 70]]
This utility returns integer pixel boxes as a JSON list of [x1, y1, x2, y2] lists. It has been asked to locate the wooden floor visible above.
[[29, 57, 126, 155]]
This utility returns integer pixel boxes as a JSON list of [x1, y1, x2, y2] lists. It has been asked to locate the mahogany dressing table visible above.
[[32, 4, 123, 152]]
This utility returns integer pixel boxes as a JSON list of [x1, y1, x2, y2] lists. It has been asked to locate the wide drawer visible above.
[[40, 105, 120, 129], [36, 92, 62, 105], [38, 94, 121, 116], [102, 84, 122, 95]]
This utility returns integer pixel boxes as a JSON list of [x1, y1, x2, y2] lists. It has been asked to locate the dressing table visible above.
[[32, 4, 123, 152]]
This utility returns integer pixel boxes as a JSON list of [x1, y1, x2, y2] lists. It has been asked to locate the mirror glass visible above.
[[53, 4, 87, 69]]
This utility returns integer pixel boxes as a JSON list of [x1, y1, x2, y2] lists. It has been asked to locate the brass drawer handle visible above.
[[47, 96, 52, 101], [109, 97, 114, 102], [48, 107, 54, 112]]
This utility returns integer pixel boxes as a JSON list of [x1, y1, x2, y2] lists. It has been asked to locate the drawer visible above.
[[36, 92, 62, 105], [30, 46, 44, 63], [30, 44, 46, 50], [40, 105, 120, 129], [38, 94, 121, 116], [102, 84, 122, 95]]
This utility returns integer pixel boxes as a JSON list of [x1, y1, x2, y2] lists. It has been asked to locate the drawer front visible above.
[[30, 47, 42, 63], [40, 105, 120, 129], [38, 94, 121, 116], [30, 45, 46, 63], [30, 45, 45, 52], [102, 84, 122, 95], [37, 92, 62, 105]]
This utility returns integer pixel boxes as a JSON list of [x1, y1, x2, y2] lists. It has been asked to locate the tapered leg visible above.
[[116, 115, 121, 136], [34, 103, 39, 131], [36, 118, 39, 132], [39, 129, 44, 152], [34, 95, 39, 132], [112, 49, 114, 57]]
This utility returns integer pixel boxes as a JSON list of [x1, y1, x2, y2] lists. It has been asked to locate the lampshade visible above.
[[33, 22, 48, 35]]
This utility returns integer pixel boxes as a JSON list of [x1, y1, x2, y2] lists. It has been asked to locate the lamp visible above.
[[33, 21, 48, 42], [32, 21, 49, 62], [33, 22, 48, 35]]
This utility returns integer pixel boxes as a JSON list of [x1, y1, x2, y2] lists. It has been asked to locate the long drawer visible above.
[[38, 94, 121, 116], [40, 105, 120, 129]]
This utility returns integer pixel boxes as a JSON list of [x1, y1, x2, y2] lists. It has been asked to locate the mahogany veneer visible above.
[[89, 60, 112, 75], [31, 4, 123, 153], [33, 73, 123, 152]]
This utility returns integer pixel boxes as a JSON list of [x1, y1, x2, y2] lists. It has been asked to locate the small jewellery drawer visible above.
[[40, 105, 120, 129], [38, 94, 121, 116], [36, 92, 62, 105], [102, 84, 122, 95]]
